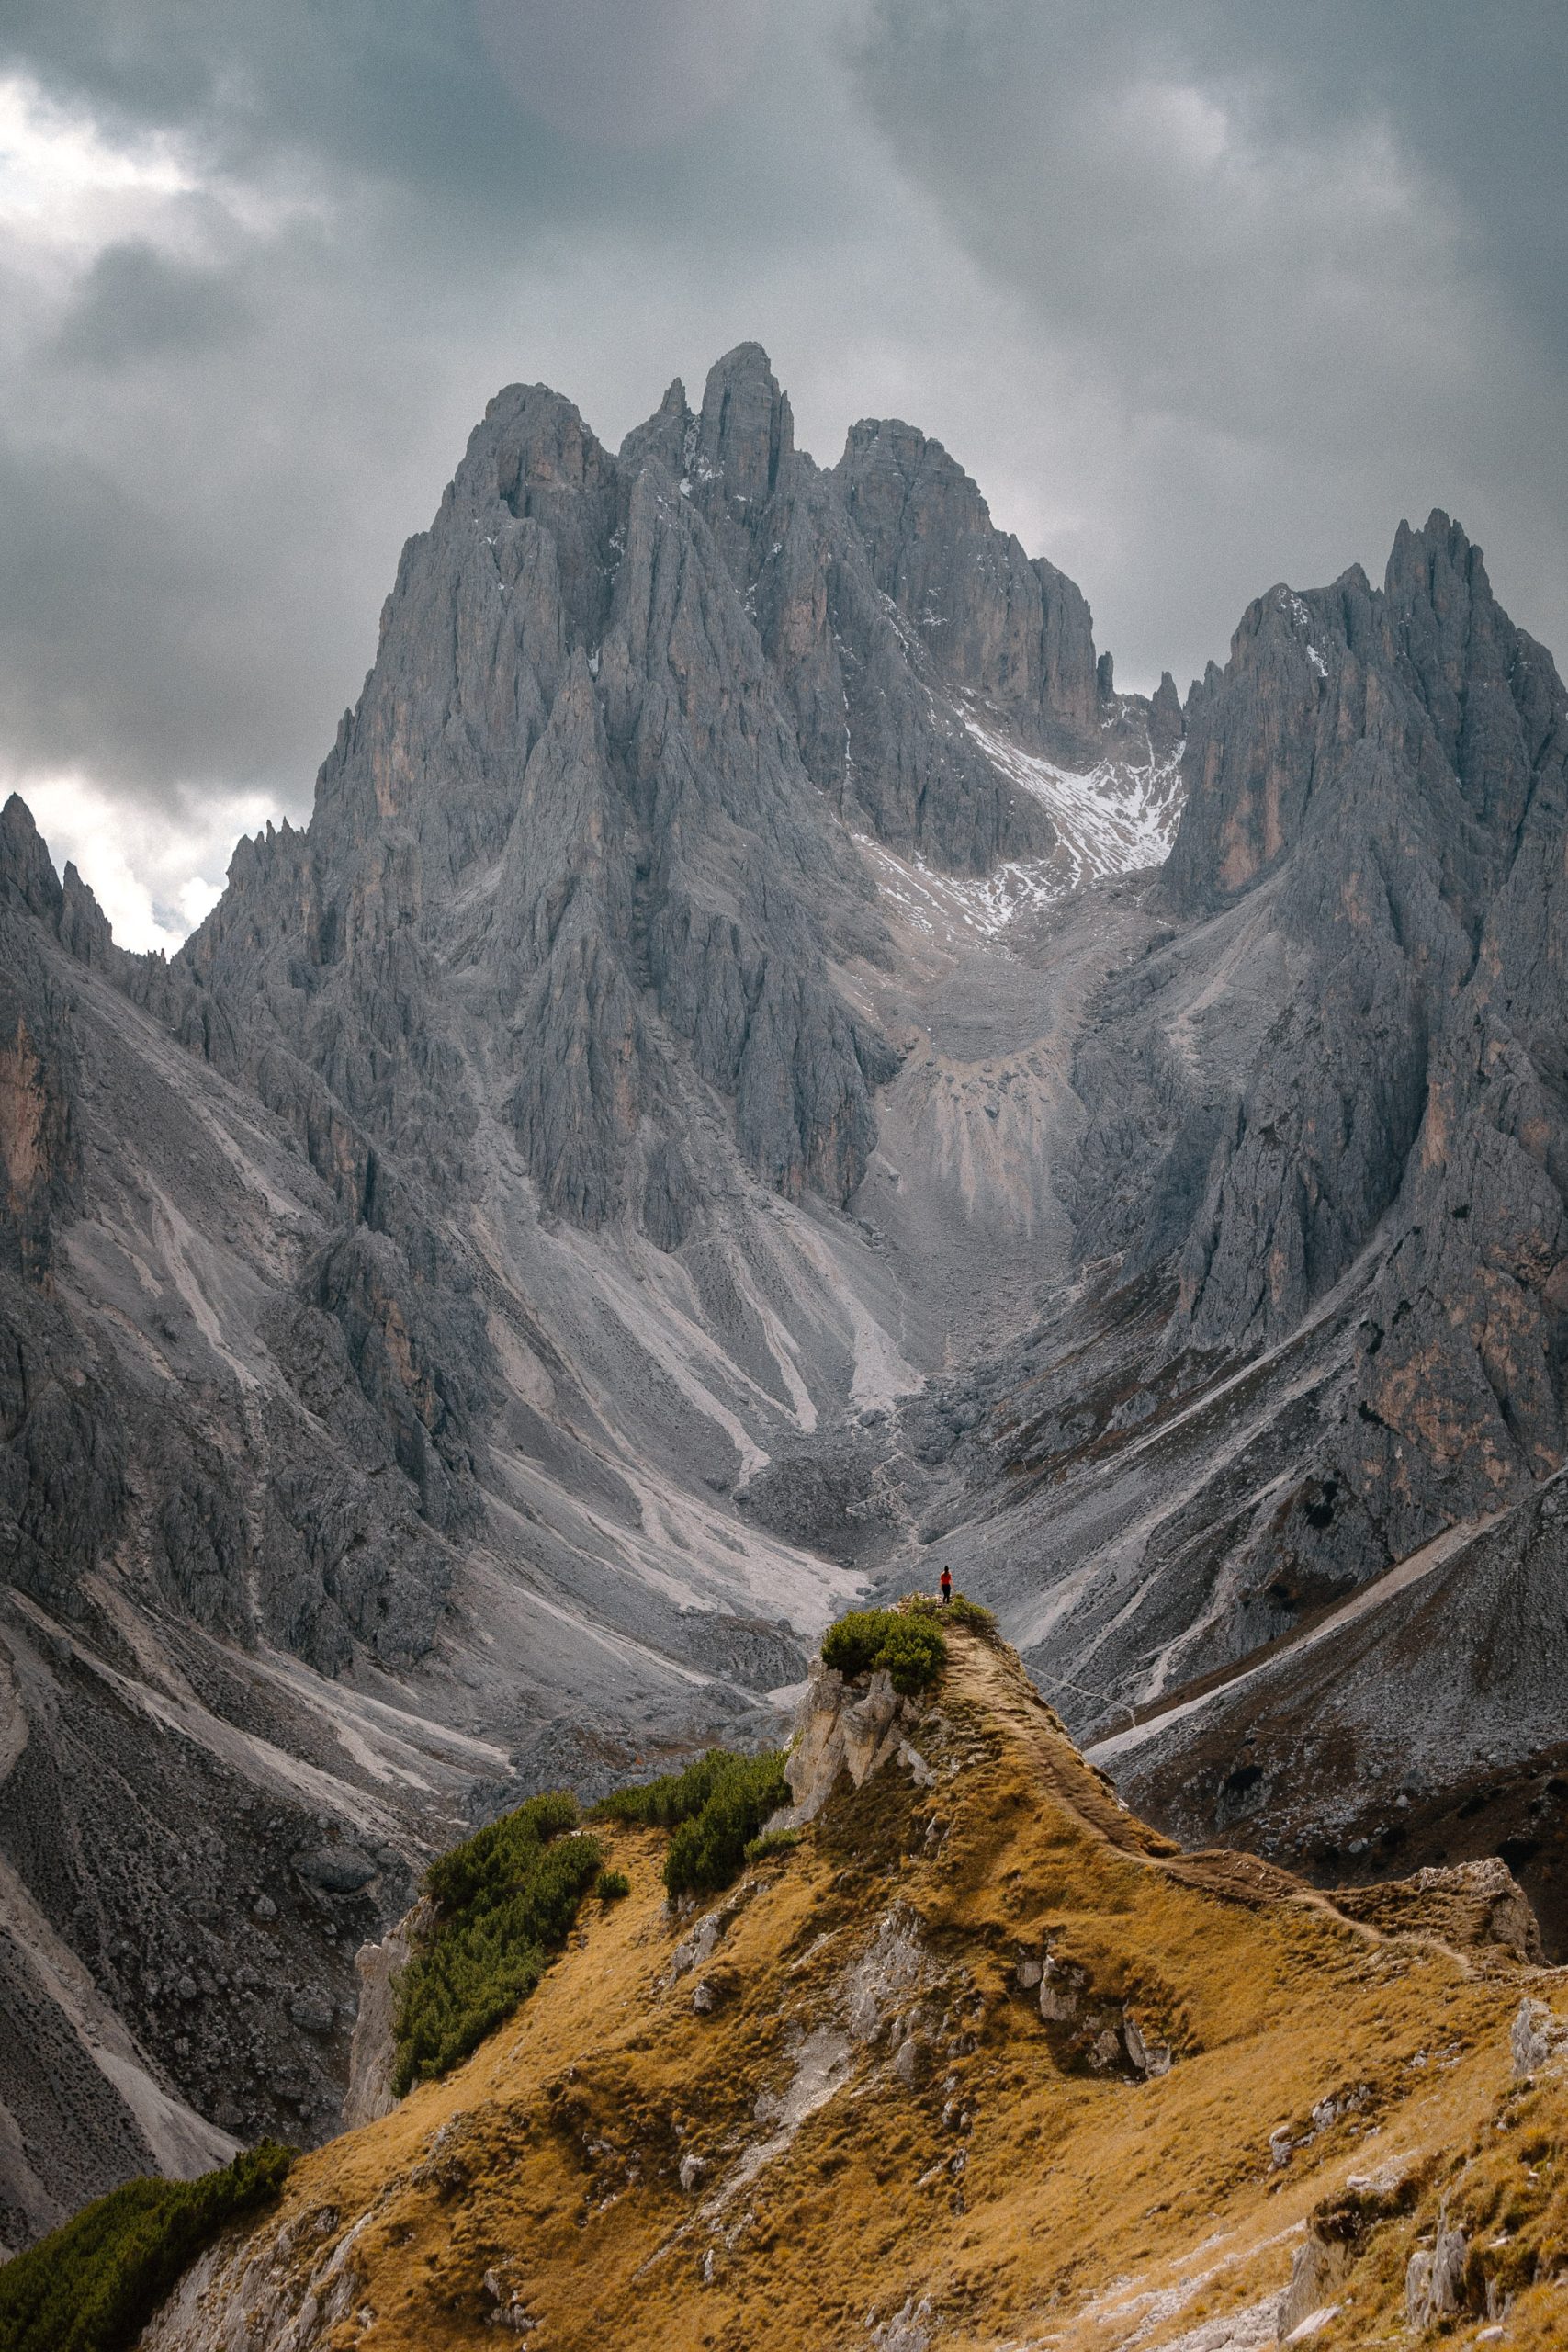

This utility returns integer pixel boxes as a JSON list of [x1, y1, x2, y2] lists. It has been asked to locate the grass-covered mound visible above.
[[0, 2143, 294, 2352], [393, 1792, 603, 2095], [820, 1605, 946, 1693], [592, 1747, 789, 1897], [905, 1589, 998, 1639]]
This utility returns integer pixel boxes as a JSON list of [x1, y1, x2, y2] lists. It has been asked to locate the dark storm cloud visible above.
[[53, 240, 249, 366], [0, 0, 1562, 941], [0, 1, 874, 838]]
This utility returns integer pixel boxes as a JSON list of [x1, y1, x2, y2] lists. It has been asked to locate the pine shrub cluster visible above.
[[0, 2143, 294, 2352], [392, 1792, 602, 2095], [820, 1606, 947, 1693], [592, 1747, 789, 1897]]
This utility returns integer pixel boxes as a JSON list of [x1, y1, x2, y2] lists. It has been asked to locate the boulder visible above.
[[1511, 1995, 1568, 2079], [1405, 2209, 1467, 2329]]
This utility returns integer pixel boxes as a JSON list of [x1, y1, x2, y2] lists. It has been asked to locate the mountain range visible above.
[[4, 340, 1566, 2248]]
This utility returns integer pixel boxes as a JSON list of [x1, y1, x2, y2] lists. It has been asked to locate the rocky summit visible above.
[[4, 341, 1568, 2272]]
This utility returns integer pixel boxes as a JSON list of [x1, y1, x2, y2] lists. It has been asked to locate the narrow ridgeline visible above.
[[108, 1615, 1568, 2352]]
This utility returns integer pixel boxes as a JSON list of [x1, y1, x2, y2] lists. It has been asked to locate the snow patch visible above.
[[859, 713, 1183, 946]]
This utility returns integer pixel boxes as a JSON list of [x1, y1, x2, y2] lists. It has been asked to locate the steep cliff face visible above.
[[1122, 515, 1568, 1541], [835, 413, 1100, 738], [178, 362, 889, 1238]]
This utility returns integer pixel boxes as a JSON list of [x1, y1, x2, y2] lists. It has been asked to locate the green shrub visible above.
[[596, 1868, 630, 1903], [948, 1593, 997, 1636], [0, 2142, 294, 2352], [393, 1793, 602, 2095], [590, 1748, 736, 1831], [663, 1749, 790, 1897], [744, 1826, 802, 1864], [906, 1589, 998, 1638], [821, 1607, 946, 1694], [423, 1787, 580, 1912], [590, 1746, 790, 1901]]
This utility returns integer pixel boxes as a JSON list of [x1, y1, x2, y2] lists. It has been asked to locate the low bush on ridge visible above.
[[744, 1825, 802, 1864], [0, 2143, 295, 2352], [905, 1589, 998, 1639], [592, 1747, 790, 1898], [393, 1792, 603, 2095], [821, 1606, 946, 1693]]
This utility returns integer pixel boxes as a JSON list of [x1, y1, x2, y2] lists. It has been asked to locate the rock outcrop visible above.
[[770, 1662, 934, 1826], [343, 1900, 429, 2131]]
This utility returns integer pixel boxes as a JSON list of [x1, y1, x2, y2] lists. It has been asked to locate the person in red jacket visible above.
[[939, 1566, 953, 1606]]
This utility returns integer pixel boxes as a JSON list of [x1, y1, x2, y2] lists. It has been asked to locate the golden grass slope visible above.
[[143, 1631, 1568, 2350]]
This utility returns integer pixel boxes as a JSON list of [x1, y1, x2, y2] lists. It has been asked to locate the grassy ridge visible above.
[[0, 2143, 294, 2352]]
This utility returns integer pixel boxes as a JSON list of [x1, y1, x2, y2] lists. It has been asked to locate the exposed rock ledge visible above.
[[768, 1663, 935, 1832], [342, 1898, 430, 2131]]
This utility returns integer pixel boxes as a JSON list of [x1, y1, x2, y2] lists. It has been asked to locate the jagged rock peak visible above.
[[834, 415, 1100, 732], [694, 340, 794, 504], [618, 374, 692, 475], [1149, 669, 1183, 753], [0, 791, 62, 924], [1165, 508, 1563, 921]]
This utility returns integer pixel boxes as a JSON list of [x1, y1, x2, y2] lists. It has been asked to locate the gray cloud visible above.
[[0, 1, 1562, 941], [53, 240, 249, 367], [845, 0, 1568, 676]]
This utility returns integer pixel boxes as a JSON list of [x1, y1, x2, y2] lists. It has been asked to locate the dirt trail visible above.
[[956, 1634, 1377, 1918]]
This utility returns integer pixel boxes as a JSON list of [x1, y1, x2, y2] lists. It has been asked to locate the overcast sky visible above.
[[1, 1, 1563, 949]]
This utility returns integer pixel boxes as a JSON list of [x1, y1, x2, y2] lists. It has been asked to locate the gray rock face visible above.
[[1166, 520, 1568, 1533], [833, 415, 1100, 736], [984, 514, 1568, 1720], [343, 1901, 428, 2130], [1406, 2210, 1467, 2329], [1511, 1996, 1568, 2079], [178, 359, 901, 1238]]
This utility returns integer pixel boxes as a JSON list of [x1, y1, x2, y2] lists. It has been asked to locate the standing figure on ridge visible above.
[[940, 1566, 953, 1607]]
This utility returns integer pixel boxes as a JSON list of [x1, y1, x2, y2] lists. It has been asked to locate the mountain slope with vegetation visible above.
[[130, 1619, 1568, 2351]]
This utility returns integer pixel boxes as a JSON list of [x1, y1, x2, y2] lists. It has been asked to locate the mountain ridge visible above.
[[5, 339, 1568, 2253], [127, 1619, 1568, 2352]]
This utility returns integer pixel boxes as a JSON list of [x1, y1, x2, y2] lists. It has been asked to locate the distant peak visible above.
[[835, 418, 998, 563], [695, 341, 793, 504], [620, 376, 693, 473], [1384, 506, 1492, 618], [838, 415, 964, 490], [705, 339, 776, 386], [0, 791, 63, 924]]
